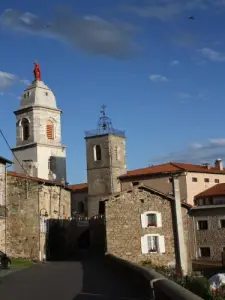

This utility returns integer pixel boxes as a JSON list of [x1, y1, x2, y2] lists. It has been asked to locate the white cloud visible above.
[[171, 60, 179, 65], [177, 91, 206, 102], [153, 138, 225, 164], [198, 47, 225, 61], [149, 74, 169, 82], [122, 0, 209, 21], [0, 71, 16, 90], [0, 70, 29, 91], [0, 8, 139, 59]]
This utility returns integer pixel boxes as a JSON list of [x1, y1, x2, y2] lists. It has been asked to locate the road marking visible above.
[[79, 292, 141, 300]]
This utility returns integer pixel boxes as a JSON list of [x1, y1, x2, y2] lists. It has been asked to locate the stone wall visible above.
[[6, 174, 71, 259], [0, 162, 7, 251], [0, 218, 6, 252], [190, 206, 225, 261], [105, 187, 190, 269]]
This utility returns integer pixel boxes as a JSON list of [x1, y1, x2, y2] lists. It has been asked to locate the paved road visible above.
[[0, 255, 150, 300]]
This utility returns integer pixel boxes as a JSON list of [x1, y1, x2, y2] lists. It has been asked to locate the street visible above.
[[0, 255, 150, 300]]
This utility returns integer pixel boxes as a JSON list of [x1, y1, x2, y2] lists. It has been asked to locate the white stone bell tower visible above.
[[11, 62, 67, 182]]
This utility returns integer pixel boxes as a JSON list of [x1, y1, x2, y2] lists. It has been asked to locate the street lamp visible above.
[[40, 208, 48, 217]]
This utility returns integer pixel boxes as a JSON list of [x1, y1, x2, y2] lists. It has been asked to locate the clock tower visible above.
[[85, 106, 127, 217]]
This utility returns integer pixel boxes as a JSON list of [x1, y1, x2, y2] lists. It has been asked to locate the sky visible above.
[[1, 0, 225, 184]]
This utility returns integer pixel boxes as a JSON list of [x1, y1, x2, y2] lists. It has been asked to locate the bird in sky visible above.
[[188, 16, 195, 20]]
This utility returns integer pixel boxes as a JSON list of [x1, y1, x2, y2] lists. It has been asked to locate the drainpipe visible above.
[[172, 174, 188, 276]]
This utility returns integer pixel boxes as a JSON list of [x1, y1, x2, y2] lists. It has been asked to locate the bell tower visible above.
[[11, 62, 67, 182], [85, 105, 127, 217]]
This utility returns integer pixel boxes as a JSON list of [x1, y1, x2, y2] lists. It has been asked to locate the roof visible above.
[[68, 183, 88, 192], [119, 162, 225, 179], [101, 183, 192, 209], [8, 171, 71, 189], [0, 156, 13, 165], [195, 183, 225, 198]]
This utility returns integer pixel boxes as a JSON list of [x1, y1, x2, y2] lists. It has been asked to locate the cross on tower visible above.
[[100, 104, 106, 116]]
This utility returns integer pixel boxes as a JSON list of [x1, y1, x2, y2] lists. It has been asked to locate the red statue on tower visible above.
[[33, 61, 41, 81]]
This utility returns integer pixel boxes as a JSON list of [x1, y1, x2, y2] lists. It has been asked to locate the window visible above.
[[48, 156, 56, 173], [215, 179, 220, 183], [21, 118, 30, 140], [45, 92, 48, 96], [192, 177, 198, 182], [197, 220, 208, 230], [141, 234, 165, 254], [219, 219, 225, 228], [93, 145, 102, 161], [99, 201, 105, 215], [204, 178, 210, 183], [132, 181, 139, 186], [199, 247, 210, 257], [115, 146, 120, 160], [141, 211, 162, 228], [46, 120, 54, 140], [78, 201, 85, 214], [168, 178, 173, 183], [147, 214, 157, 227]]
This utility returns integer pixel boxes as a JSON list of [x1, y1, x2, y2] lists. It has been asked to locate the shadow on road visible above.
[[72, 252, 150, 300]]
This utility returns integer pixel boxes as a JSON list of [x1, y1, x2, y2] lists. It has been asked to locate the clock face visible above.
[[93, 178, 107, 194]]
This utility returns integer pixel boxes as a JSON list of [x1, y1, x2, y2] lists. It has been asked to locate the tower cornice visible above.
[[14, 105, 62, 115]]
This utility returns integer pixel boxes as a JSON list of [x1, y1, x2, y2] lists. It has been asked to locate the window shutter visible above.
[[141, 213, 147, 228], [141, 236, 148, 254], [157, 213, 162, 227], [158, 235, 166, 253]]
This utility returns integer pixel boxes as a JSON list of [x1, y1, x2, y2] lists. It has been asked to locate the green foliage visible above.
[[11, 258, 33, 269]]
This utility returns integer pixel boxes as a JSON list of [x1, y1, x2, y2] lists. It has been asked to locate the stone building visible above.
[[101, 180, 192, 273], [11, 62, 67, 183], [6, 171, 71, 260], [190, 183, 225, 262], [0, 156, 13, 252], [119, 160, 225, 206]]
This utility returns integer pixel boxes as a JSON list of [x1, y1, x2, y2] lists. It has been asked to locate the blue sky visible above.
[[1, 0, 225, 184]]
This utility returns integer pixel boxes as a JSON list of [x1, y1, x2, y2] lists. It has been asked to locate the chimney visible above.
[[215, 159, 223, 171], [202, 163, 210, 170]]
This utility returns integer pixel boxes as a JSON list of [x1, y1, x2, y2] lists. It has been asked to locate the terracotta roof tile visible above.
[[119, 162, 225, 179], [195, 183, 225, 198], [7, 171, 69, 189], [68, 183, 88, 192]]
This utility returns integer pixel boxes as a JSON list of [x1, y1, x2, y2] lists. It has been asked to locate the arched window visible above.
[[93, 145, 102, 161], [21, 118, 30, 141], [46, 120, 54, 140], [78, 201, 85, 213]]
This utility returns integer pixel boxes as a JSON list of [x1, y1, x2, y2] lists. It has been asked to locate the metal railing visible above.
[[85, 128, 126, 138], [106, 253, 203, 300]]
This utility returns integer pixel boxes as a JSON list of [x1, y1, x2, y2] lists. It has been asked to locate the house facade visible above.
[[102, 182, 192, 274], [0, 156, 12, 252], [190, 183, 225, 262]]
